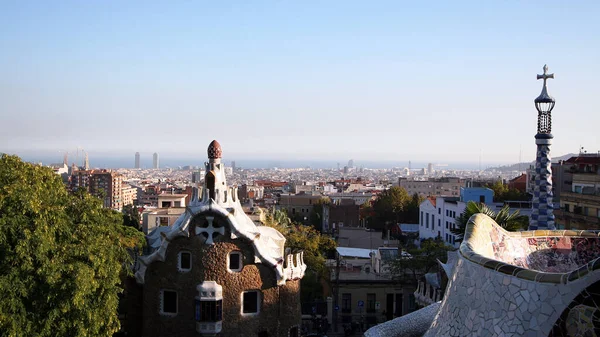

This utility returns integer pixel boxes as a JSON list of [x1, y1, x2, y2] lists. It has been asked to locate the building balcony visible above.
[[560, 191, 600, 204], [572, 173, 600, 183], [554, 209, 600, 230]]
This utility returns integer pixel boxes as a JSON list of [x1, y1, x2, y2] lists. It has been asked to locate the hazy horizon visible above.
[[1, 1, 598, 162], [6, 148, 577, 171]]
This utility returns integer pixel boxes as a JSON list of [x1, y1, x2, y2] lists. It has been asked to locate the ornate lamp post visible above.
[[530, 65, 556, 230]]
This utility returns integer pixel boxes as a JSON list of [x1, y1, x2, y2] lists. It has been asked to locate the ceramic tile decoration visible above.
[[365, 213, 600, 337]]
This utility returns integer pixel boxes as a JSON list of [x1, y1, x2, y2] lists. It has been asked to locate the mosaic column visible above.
[[530, 65, 556, 230], [530, 134, 555, 229]]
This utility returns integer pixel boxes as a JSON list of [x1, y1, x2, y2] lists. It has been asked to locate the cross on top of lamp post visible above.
[[537, 64, 554, 85], [535, 64, 555, 104]]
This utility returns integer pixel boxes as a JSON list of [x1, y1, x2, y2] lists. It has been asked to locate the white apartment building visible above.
[[419, 197, 464, 248]]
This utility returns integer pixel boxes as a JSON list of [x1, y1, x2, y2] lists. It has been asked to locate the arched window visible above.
[[205, 171, 216, 200]]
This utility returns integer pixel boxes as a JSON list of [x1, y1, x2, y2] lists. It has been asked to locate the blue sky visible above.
[[0, 1, 598, 164]]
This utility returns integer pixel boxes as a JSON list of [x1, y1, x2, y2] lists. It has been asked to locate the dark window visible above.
[[243, 291, 259, 314], [395, 294, 403, 317], [438, 219, 441, 227], [479, 195, 485, 203], [438, 208, 441, 214], [162, 290, 177, 314], [195, 299, 222, 322], [229, 252, 242, 271], [289, 326, 299, 337], [564, 204, 570, 212], [161, 201, 171, 208], [174, 201, 181, 207], [180, 252, 191, 270], [367, 293, 376, 313], [342, 293, 351, 313]]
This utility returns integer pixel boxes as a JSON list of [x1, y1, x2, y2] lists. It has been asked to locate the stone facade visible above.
[[141, 231, 301, 337]]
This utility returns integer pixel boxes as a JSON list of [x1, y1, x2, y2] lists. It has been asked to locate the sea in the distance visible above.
[[16, 153, 503, 171]]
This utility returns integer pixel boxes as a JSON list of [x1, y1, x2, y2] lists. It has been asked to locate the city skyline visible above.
[[1, 1, 599, 162]]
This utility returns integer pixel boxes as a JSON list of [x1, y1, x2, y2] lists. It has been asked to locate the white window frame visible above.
[[160, 289, 178, 316], [241, 290, 261, 316], [227, 251, 243, 272], [178, 251, 192, 272]]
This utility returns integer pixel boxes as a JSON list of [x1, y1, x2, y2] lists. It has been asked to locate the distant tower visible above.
[[348, 159, 354, 168], [530, 65, 556, 230], [84, 152, 90, 170], [135, 152, 141, 169], [63, 152, 68, 166], [153, 152, 159, 169], [428, 163, 434, 175], [231, 160, 236, 171]]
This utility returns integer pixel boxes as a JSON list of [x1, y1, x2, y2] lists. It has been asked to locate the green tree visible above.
[[487, 181, 529, 202], [370, 187, 420, 232], [122, 204, 141, 230], [263, 208, 336, 302], [0, 155, 145, 337], [390, 238, 451, 283], [450, 201, 528, 242], [309, 197, 331, 232]]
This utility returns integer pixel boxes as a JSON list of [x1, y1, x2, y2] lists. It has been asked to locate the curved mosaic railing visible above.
[[461, 213, 600, 284], [422, 214, 600, 336]]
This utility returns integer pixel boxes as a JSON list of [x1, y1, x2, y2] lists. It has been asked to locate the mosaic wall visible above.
[[365, 214, 600, 336], [424, 214, 600, 336], [550, 280, 600, 337], [488, 225, 600, 273]]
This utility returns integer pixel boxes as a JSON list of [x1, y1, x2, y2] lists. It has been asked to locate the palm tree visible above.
[[261, 207, 292, 229], [451, 201, 527, 242]]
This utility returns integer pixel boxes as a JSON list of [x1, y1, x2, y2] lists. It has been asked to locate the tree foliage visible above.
[[390, 238, 451, 283], [486, 181, 529, 202], [309, 197, 331, 232], [0, 155, 145, 337], [122, 204, 141, 230], [450, 201, 528, 242], [263, 208, 336, 301], [368, 187, 422, 231]]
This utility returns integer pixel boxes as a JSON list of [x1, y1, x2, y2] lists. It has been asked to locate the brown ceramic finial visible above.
[[207, 140, 222, 159]]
